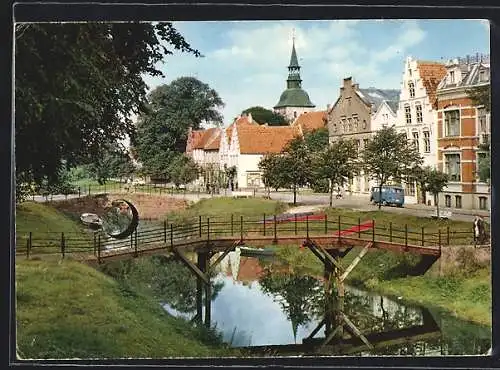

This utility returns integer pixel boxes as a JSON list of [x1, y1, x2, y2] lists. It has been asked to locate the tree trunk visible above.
[[378, 185, 382, 210], [434, 193, 440, 218], [329, 182, 333, 207]]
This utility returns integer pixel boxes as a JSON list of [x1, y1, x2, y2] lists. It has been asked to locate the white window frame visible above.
[[415, 103, 423, 123], [408, 81, 415, 98], [444, 109, 460, 137], [412, 131, 420, 151], [405, 104, 412, 124], [423, 131, 431, 153], [444, 152, 461, 182]]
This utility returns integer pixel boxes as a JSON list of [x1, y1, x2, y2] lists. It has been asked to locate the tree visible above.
[[86, 144, 135, 184], [258, 153, 288, 196], [361, 127, 423, 209], [280, 136, 313, 205], [134, 77, 224, 178], [167, 154, 200, 188], [417, 166, 449, 218], [304, 127, 331, 193], [15, 22, 200, 190], [241, 106, 288, 126], [314, 138, 359, 207], [224, 165, 237, 191]]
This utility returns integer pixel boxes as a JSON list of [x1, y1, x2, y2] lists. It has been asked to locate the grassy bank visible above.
[[16, 259, 238, 358], [164, 197, 288, 224], [15, 201, 238, 358]]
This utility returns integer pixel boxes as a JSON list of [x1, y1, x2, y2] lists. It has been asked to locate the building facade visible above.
[[394, 57, 447, 204], [436, 54, 490, 211], [274, 37, 316, 121], [327, 77, 399, 195]]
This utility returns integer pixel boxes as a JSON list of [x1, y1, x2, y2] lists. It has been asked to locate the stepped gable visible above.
[[416, 61, 447, 109], [193, 127, 219, 150]]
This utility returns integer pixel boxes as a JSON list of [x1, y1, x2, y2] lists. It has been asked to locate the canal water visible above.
[[161, 250, 490, 356]]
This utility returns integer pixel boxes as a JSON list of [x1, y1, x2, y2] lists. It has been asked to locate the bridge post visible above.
[[60, 232, 65, 259], [199, 216, 202, 238], [231, 214, 234, 236], [273, 215, 277, 243], [196, 252, 204, 325], [337, 216, 341, 243], [134, 229, 138, 257], [263, 214, 266, 236], [389, 222, 393, 242], [438, 229, 441, 248], [358, 218, 361, 238], [240, 216, 244, 243], [97, 233, 101, 264], [306, 215, 309, 239], [372, 220, 375, 242], [170, 224, 174, 247], [446, 226, 450, 245], [405, 224, 408, 247], [207, 218, 210, 242], [164, 220, 167, 243], [421, 227, 425, 246], [324, 214, 328, 235], [294, 214, 298, 235]]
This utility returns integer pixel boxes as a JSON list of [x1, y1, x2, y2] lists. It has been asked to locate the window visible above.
[[412, 132, 419, 151], [405, 180, 416, 196], [449, 71, 455, 84], [445, 153, 461, 181], [423, 131, 431, 153], [362, 120, 367, 129], [405, 104, 412, 124], [478, 108, 487, 134], [363, 139, 369, 149], [455, 195, 462, 209], [476, 152, 489, 182], [479, 70, 488, 82], [444, 110, 460, 137], [348, 117, 352, 132], [415, 103, 423, 123], [401, 131, 408, 141], [479, 196, 488, 210], [409, 81, 415, 98], [353, 116, 359, 130], [294, 111, 297, 118], [445, 195, 451, 207]]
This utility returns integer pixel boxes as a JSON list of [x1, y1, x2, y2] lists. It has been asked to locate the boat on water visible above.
[[239, 246, 275, 257], [80, 213, 103, 229]]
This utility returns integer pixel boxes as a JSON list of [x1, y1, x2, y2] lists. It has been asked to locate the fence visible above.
[[15, 213, 482, 261]]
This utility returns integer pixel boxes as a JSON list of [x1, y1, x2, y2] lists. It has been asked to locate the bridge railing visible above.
[[16, 213, 480, 260]]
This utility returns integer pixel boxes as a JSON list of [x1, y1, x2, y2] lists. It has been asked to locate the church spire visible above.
[[287, 29, 302, 89]]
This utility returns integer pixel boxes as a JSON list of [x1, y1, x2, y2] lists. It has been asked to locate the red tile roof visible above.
[[237, 124, 302, 154], [292, 111, 327, 132], [186, 129, 205, 153], [193, 128, 219, 150], [417, 61, 447, 109], [204, 129, 221, 151]]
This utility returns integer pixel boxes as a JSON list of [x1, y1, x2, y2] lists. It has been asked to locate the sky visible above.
[[142, 19, 490, 126]]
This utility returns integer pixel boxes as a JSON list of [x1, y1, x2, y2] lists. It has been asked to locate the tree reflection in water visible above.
[[257, 265, 490, 356]]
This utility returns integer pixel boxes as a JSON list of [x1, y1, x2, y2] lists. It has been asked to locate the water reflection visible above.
[[160, 250, 490, 356]]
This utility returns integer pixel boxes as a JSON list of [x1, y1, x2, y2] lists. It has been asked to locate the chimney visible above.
[[247, 112, 253, 123], [343, 77, 352, 88]]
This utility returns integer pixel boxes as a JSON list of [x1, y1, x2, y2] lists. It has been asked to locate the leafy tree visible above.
[[417, 166, 449, 218], [224, 165, 237, 191], [86, 144, 135, 184], [281, 136, 314, 205], [241, 106, 288, 126], [134, 77, 224, 178], [361, 127, 423, 209], [314, 138, 359, 207], [304, 127, 329, 151], [477, 152, 490, 184], [15, 22, 200, 190], [167, 154, 200, 188], [258, 153, 288, 196]]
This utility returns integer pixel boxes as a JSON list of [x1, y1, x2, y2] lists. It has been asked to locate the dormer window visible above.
[[408, 81, 415, 98], [479, 70, 488, 82], [449, 71, 455, 84]]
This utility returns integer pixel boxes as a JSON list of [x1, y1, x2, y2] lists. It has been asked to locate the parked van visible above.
[[370, 186, 405, 207]]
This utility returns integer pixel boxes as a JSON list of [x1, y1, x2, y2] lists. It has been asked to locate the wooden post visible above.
[[263, 214, 266, 236], [61, 232, 65, 259], [199, 216, 202, 238], [207, 218, 210, 242], [231, 214, 234, 236], [338, 215, 341, 243], [88, 185, 91, 196], [273, 215, 277, 242], [240, 216, 243, 242], [205, 263, 212, 328], [306, 215, 309, 239], [294, 214, 298, 235], [28, 232, 32, 259], [358, 217, 361, 238], [134, 229, 138, 257], [164, 220, 167, 243], [421, 227, 425, 247], [324, 214, 328, 234], [389, 222, 392, 242], [78, 187, 81, 198], [372, 220, 375, 242], [196, 252, 204, 325], [446, 226, 450, 245], [97, 234, 101, 264], [93, 232, 97, 255], [170, 224, 174, 248], [438, 229, 442, 248], [405, 224, 408, 247]]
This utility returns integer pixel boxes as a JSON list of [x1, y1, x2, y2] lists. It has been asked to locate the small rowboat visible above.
[[239, 246, 275, 257], [80, 213, 103, 229]]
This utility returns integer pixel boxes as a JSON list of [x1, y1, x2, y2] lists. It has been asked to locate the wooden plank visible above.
[[173, 247, 210, 285], [341, 313, 373, 349], [339, 242, 372, 282], [306, 318, 326, 340], [209, 241, 240, 270]]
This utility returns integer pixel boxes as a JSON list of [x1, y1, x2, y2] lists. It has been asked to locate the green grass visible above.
[[16, 202, 93, 257], [164, 197, 288, 225], [16, 259, 239, 359]]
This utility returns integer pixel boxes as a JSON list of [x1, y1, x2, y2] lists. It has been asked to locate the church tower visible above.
[[274, 32, 316, 122]]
